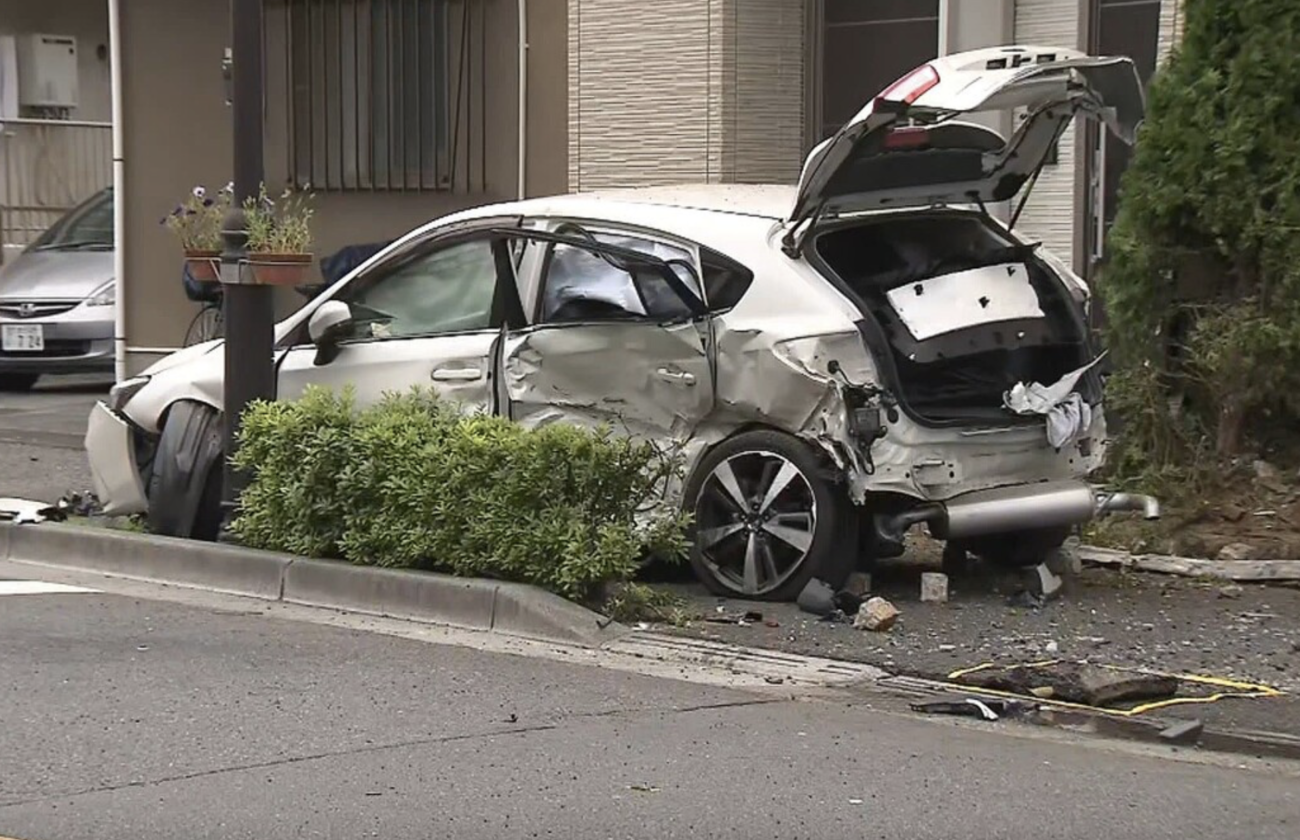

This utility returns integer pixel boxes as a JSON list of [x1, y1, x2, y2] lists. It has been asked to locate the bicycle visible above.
[[183, 296, 224, 346], [181, 260, 225, 347]]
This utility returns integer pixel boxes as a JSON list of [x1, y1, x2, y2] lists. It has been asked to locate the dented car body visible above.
[[86, 45, 1159, 600]]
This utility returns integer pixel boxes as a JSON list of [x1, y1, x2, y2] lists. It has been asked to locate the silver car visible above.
[[87, 46, 1159, 600], [0, 186, 116, 391]]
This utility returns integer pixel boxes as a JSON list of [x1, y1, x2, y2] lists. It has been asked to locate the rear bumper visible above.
[[876, 479, 1160, 543], [85, 401, 149, 516]]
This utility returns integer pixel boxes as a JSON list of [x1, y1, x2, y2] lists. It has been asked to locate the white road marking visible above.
[[0, 580, 99, 596]]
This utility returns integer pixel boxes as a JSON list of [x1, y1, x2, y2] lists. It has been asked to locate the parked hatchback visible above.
[[87, 46, 1159, 600], [0, 186, 116, 390]]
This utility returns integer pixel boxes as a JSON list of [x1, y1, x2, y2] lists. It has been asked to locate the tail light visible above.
[[879, 64, 940, 105]]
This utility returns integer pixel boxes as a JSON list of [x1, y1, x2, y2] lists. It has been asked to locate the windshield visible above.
[[30, 188, 115, 252]]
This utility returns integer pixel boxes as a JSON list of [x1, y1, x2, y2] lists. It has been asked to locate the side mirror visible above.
[[307, 300, 352, 366]]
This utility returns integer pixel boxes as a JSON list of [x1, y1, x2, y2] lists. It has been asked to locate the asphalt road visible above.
[[0, 375, 106, 503], [1, 570, 1297, 840]]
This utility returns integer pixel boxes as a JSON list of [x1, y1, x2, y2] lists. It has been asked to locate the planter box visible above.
[[244, 253, 313, 286]]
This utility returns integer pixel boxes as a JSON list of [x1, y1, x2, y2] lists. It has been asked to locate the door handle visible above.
[[655, 368, 696, 386], [431, 367, 483, 382]]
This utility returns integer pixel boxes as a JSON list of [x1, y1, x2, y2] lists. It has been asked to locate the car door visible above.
[[499, 224, 714, 444], [277, 221, 524, 412]]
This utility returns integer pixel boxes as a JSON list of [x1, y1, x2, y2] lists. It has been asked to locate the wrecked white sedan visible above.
[[87, 45, 1158, 601]]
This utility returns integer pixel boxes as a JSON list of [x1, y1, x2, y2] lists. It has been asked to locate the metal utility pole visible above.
[[218, 0, 276, 536]]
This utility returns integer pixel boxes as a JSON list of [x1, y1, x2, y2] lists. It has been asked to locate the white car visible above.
[[87, 45, 1159, 601]]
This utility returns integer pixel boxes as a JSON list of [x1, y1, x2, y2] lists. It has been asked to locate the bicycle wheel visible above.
[[183, 303, 224, 347]]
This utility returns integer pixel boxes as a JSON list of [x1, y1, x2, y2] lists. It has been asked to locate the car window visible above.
[[31, 189, 114, 251], [700, 248, 755, 312], [540, 242, 695, 324], [586, 232, 702, 301], [339, 238, 500, 341]]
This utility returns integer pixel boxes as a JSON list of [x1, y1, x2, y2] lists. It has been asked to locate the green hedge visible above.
[[231, 386, 688, 599]]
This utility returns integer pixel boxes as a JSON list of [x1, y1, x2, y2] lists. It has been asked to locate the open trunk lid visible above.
[[784, 45, 1145, 252]]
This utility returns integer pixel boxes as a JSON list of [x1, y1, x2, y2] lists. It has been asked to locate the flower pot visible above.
[[244, 253, 314, 286], [184, 250, 222, 284]]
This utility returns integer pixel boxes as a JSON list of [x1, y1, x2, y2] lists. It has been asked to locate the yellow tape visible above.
[[942, 659, 1283, 718]]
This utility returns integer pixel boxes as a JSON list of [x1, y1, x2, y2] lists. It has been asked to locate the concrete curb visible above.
[[0, 522, 628, 648]]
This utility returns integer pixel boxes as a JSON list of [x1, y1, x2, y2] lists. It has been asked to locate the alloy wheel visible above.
[[694, 450, 818, 597]]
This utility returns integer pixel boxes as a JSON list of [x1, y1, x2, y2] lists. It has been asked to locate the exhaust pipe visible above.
[[875, 481, 1161, 543], [1096, 491, 1161, 520]]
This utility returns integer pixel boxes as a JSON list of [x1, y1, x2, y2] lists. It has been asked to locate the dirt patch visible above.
[[1088, 463, 1300, 561]]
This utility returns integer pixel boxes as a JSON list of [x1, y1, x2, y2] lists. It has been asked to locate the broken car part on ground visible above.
[[86, 45, 1158, 602]]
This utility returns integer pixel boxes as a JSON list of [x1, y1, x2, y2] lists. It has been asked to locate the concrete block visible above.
[[492, 581, 628, 647], [4, 523, 290, 599], [920, 572, 949, 603], [282, 558, 498, 631]]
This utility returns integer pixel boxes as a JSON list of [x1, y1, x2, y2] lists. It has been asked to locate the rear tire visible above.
[[685, 429, 857, 601], [0, 373, 39, 392]]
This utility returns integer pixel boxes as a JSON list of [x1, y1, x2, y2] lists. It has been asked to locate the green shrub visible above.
[[230, 386, 689, 600], [1101, 0, 1300, 471]]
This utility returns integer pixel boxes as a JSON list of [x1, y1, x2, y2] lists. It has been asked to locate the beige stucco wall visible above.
[[0, 0, 111, 122], [120, 0, 535, 375], [566, 0, 808, 190]]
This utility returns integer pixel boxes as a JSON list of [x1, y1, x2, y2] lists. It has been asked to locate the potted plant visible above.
[[161, 184, 231, 284], [242, 184, 316, 286]]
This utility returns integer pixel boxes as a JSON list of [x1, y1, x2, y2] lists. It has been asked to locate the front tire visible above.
[[685, 429, 856, 601], [146, 400, 225, 541]]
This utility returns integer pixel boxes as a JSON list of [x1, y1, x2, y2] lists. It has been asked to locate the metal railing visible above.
[[0, 118, 113, 262]]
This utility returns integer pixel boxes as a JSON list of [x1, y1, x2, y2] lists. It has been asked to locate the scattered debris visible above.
[[1217, 584, 1245, 600], [938, 644, 957, 653], [1044, 640, 1060, 655], [627, 784, 660, 793], [910, 697, 1031, 721], [1253, 459, 1281, 484], [796, 578, 836, 617], [1030, 686, 1056, 699], [953, 661, 1179, 707], [764, 675, 786, 685], [764, 619, 780, 628], [57, 490, 103, 518], [1158, 718, 1204, 745], [1079, 545, 1300, 582], [818, 609, 850, 624], [742, 611, 764, 623], [0, 497, 67, 524], [1217, 543, 1258, 563], [1025, 563, 1064, 600], [1006, 590, 1045, 609], [854, 597, 900, 632], [832, 590, 864, 614], [844, 572, 872, 597], [920, 572, 949, 603]]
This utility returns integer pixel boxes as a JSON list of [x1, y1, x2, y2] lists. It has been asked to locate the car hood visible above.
[[0, 249, 114, 300], [785, 44, 1145, 249]]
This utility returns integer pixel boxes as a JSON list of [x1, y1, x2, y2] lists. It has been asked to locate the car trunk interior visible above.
[[813, 213, 1096, 426]]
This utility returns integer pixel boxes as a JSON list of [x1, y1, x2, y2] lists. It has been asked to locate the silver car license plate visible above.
[[1, 324, 45, 352]]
